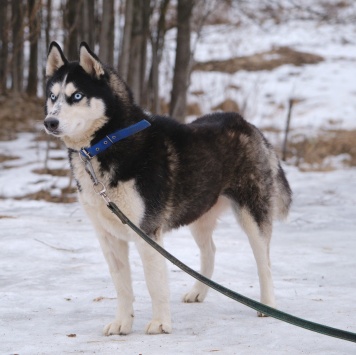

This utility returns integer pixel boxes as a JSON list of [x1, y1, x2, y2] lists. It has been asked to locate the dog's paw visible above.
[[182, 289, 206, 303], [257, 302, 276, 317], [145, 319, 172, 335], [103, 316, 134, 336]]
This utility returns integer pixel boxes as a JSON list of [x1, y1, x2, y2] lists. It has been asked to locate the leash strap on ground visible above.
[[107, 201, 356, 343]]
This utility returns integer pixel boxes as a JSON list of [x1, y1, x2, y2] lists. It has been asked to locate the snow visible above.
[[0, 133, 70, 198], [1, 144, 356, 354]]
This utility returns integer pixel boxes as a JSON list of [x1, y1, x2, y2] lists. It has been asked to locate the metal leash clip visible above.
[[93, 181, 111, 205], [79, 152, 111, 205]]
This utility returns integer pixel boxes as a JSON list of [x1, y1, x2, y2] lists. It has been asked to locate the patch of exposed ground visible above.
[[14, 187, 77, 204], [0, 94, 44, 140], [193, 46, 324, 74], [32, 168, 71, 177], [0, 154, 20, 163], [286, 129, 356, 170]]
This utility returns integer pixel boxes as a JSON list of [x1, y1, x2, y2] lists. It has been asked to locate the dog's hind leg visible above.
[[232, 205, 276, 315], [135, 231, 172, 334], [97, 234, 135, 335], [183, 196, 229, 303]]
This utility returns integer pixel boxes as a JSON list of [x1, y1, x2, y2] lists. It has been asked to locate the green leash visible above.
[[107, 201, 356, 343]]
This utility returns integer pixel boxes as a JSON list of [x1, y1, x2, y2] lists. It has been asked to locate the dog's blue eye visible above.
[[50, 93, 56, 101], [73, 92, 83, 101]]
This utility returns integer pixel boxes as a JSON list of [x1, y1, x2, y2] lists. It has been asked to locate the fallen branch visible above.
[[34, 238, 78, 252]]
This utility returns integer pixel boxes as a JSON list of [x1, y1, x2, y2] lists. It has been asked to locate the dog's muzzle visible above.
[[44, 117, 60, 133]]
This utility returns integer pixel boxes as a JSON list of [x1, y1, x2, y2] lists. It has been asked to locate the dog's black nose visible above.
[[44, 117, 59, 131]]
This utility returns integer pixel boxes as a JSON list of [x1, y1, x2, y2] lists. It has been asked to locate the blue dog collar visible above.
[[80, 119, 151, 159]]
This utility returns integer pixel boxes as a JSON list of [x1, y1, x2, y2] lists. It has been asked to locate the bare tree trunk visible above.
[[138, 0, 150, 106], [119, 0, 134, 81], [27, 0, 40, 96], [126, 0, 150, 105], [282, 98, 294, 162], [148, 0, 170, 114], [41, 0, 51, 95], [81, 0, 95, 48], [0, 0, 9, 94], [64, 0, 80, 60], [45, 0, 51, 51], [99, 0, 115, 66], [170, 0, 194, 122], [11, 0, 25, 94]]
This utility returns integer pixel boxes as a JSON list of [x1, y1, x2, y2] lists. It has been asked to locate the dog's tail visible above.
[[274, 162, 292, 220]]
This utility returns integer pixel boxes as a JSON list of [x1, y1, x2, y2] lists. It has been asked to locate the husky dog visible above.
[[44, 42, 292, 335]]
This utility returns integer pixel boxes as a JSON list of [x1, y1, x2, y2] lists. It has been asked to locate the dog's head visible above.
[[44, 42, 132, 149]]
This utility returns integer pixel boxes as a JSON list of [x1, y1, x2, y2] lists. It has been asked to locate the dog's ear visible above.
[[46, 42, 68, 77], [79, 42, 105, 78]]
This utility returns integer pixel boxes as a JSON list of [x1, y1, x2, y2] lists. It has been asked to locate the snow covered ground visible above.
[[1, 133, 356, 353]]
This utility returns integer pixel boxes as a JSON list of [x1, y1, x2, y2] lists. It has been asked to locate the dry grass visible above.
[[193, 46, 323, 74], [212, 98, 240, 112], [15, 187, 77, 204], [186, 102, 202, 116], [286, 129, 356, 170], [0, 94, 44, 140], [0, 154, 19, 163], [32, 168, 71, 177]]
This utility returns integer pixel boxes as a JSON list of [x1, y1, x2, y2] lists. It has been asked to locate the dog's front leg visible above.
[[135, 233, 172, 334], [97, 234, 135, 335]]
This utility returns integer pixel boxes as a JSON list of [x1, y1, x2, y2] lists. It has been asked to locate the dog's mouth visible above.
[[46, 129, 61, 136]]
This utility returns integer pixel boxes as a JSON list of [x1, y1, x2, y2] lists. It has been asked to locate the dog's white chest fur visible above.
[[71, 154, 145, 241]]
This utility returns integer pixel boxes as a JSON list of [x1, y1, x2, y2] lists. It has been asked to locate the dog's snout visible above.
[[44, 117, 59, 131]]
